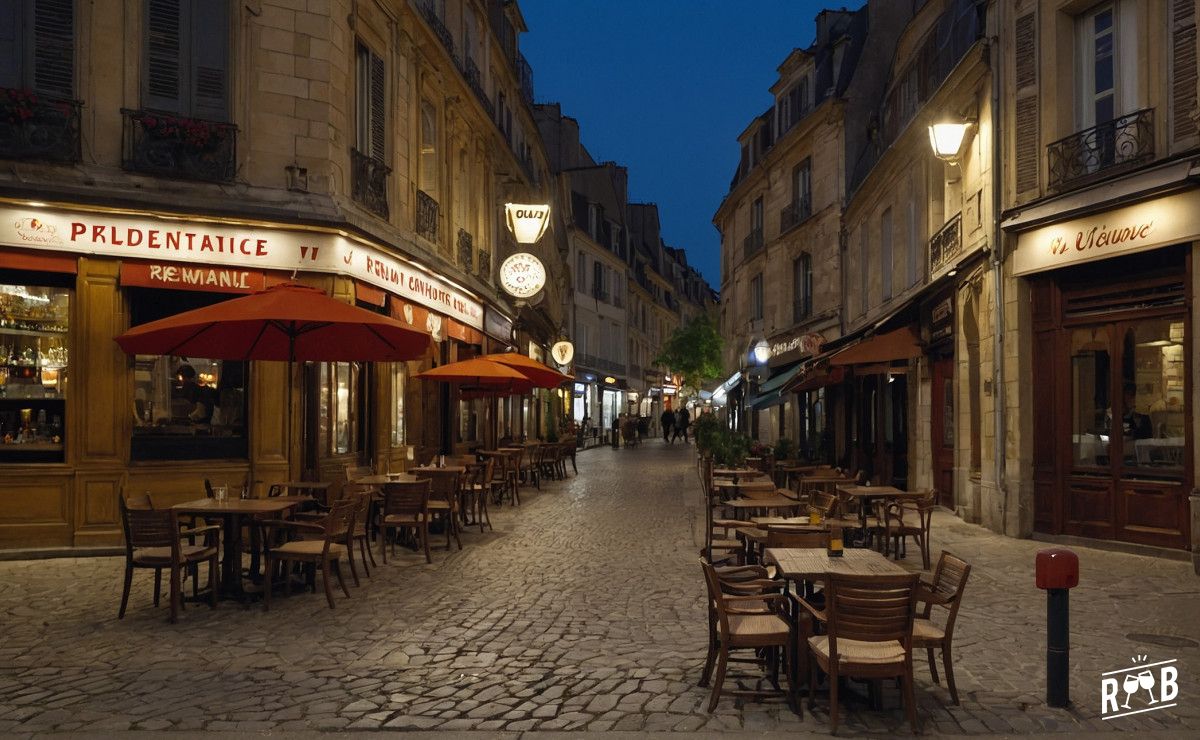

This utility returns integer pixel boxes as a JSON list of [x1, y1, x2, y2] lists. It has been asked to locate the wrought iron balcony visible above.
[[477, 249, 491, 277], [743, 228, 763, 259], [0, 88, 81, 164], [1047, 108, 1155, 191], [417, 0, 456, 60], [929, 211, 962, 275], [350, 148, 390, 219], [780, 195, 812, 234], [416, 189, 439, 242], [457, 228, 474, 269], [121, 109, 237, 182], [461, 56, 495, 119]]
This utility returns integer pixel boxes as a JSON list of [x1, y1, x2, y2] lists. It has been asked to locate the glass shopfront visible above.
[[0, 277, 70, 463]]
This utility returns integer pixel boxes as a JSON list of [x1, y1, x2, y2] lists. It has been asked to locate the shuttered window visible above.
[[1171, 0, 1198, 145], [1014, 11, 1039, 195], [142, 0, 229, 121], [0, 0, 75, 98], [355, 42, 386, 161]]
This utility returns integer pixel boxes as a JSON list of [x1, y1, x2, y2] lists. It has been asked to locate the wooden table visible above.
[[410, 465, 467, 475], [835, 485, 923, 532], [267, 481, 332, 505], [172, 496, 308, 600], [722, 495, 802, 514], [764, 546, 909, 581], [712, 468, 767, 482], [354, 473, 419, 486]]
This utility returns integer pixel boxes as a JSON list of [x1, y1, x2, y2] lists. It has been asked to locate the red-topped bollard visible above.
[[1036, 548, 1079, 708]]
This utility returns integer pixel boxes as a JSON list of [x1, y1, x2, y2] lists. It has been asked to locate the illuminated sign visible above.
[[550, 340, 574, 365], [498, 252, 546, 299], [504, 204, 551, 244]]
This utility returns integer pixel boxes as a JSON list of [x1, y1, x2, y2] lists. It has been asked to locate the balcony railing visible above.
[[350, 148, 390, 219], [417, 0, 456, 61], [1047, 108, 1155, 191], [929, 211, 962, 275], [792, 293, 812, 324], [576, 352, 623, 374], [0, 88, 81, 164], [743, 228, 764, 259], [121, 109, 237, 182], [477, 249, 491, 278], [780, 194, 812, 233], [457, 228, 474, 269], [416, 189, 439, 242], [461, 56, 494, 118], [592, 287, 610, 303]]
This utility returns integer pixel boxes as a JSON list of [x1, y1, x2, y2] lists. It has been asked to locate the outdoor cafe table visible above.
[[835, 484, 925, 532], [268, 480, 333, 506], [764, 545, 909, 581], [354, 473, 420, 486], [712, 468, 767, 483], [171, 496, 309, 600], [722, 495, 803, 516], [410, 465, 467, 475], [736, 516, 861, 557]]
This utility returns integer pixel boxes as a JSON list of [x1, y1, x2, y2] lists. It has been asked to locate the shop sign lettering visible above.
[[0, 205, 485, 328], [1013, 188, 1200, 276]]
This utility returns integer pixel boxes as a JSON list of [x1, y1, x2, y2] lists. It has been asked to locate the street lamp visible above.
[[928, 120, 972, 162], [751, 338, 771, 365], [504, 203, 551, 244]]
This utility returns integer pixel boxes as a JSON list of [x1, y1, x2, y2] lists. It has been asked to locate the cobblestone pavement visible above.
[[1, 441, 1199, 737]]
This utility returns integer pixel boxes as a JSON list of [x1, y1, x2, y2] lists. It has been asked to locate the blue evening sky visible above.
[[519, 0, 832, 289]]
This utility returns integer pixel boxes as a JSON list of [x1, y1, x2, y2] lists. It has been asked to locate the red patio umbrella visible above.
[[480, 352, 571, 388], [114, 282, 430, 362]]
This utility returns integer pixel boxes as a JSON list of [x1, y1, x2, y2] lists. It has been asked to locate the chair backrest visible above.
[[120, 494, 178, 554], [418, 469, 460, 501], [825, 573, 919, 650], [810, 491, 837, 514], [344, 464, 373, 482], [320, 499, 358, 545], [925, 551, 972, 634], [469, 457, 495, 488], [382, 480, 430, 517], [447, 454, 476, 467], [765, 527, 830, 549], [740, 481, 778, 500]]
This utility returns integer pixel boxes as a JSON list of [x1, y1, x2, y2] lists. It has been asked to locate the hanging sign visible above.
[[504, 203, 551, 244], [498, 252, 546, 299], [550, 340, 574, 366]]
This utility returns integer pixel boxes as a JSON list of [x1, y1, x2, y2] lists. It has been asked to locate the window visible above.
[[880, 208, 893, 301], [793, 253, 812, 322], [0, 279, 70, 464], [776, 92, 791, 134], [318, 362, 360, 455], [1078, 4, 1116, 128], [751, 197, 764, 233], [576, 251, 587, 292], [390, 362, 405, 447], [792, 159, 812, 218], [355, 42, 386, 161], [906, 197, 919, 287], [142, 0, 229, 120], [419, 99, 438, 198], [593, 260, 604, 300], [129, 289, 247, 461], [750, 273, 763, 321], [610, 224, 621, 254], [458, 397, 479, 443], [588, 203, 600, 242], [859, 228, 869, 316], [0, 0, 75, 98]]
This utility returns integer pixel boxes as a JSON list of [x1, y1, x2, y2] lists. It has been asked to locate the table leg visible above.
[[220, 514, 245, 599]]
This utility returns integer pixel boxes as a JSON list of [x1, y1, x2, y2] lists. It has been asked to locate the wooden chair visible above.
[[418, 468, 463, 551], [503, 446, 525, 500], [520, 443, 542, 489], [809, 491, 838, 517], [464, 458, 495, 533], [118, 494, 219, 624], [764, 528, 830, 549], [700, 558, 796, 712], [560, 441, 577, 475], [881, 491, 937, 569], [262, 499, 356, 610], [913, 551, 972, 704], [344, 464, 373, 481], [798, 572, 921, 733], [379, 480, 432, 564], [698, 563, 784, 688], [335, 485, 376, 583]]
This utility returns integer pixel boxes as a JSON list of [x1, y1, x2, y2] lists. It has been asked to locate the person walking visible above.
[[675, 406, 692, 444], [660, 407, 675, 444]]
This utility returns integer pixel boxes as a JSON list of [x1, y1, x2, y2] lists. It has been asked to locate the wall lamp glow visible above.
[[928, 120, 973, 162]]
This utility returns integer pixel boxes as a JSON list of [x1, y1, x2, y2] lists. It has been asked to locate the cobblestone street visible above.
[[1, 441, 1199, 737]]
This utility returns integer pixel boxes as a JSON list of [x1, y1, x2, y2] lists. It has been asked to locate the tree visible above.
[[654, 314, 724, 393]]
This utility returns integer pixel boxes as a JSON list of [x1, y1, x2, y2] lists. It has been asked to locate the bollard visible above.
[[1035, 548, 1079, 708]]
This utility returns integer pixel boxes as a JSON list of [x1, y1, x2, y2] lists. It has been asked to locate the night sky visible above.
[[519, 0, 833, 289]]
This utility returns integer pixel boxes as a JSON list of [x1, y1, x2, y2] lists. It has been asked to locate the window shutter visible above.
[[33, 0, 74, 98], [0, 0, 21, 90], [189, 0, 228, 121], [369, 51, 386, 161], [1014, 12, 1039, 195], [1171, 0, 1198, 145], [144, 0, 182, 113]]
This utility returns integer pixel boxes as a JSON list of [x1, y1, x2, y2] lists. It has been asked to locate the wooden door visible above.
[[930, 357, 955, 507]]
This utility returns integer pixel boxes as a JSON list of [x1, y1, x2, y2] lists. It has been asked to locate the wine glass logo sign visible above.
[[1101, 655, 1180, 720], [499, 203, 551, 301]]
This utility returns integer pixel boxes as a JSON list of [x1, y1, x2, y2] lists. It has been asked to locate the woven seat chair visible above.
[[698, 562, 785, 688], [464, 459, 495, 533], [334, 485, 376, 583], [118, 494, 219, 624], [262, 499, 357, 610], [379, 480, 432, 564], [700, 558, 796, 712], [418, 468, 463, 551], [913, 551, 972, 704], [881, 491, 937, 569], [798, 572, 921, 733]]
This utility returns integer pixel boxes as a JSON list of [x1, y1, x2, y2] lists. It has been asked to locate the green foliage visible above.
[[692, 413, 751, 467], [773, 437, 794, 461], [692, 413, 723, 456], [654, 314, 724, 393]]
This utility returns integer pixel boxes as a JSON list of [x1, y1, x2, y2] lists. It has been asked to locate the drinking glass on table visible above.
[[214, 485, 228, 502]]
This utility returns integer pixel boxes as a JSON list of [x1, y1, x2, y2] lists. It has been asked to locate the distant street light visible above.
[[928, 121, 972, 162]]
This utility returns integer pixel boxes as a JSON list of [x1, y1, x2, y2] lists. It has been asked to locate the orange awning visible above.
[[783, 365, 845, 393], [829, 326, 922, 366]]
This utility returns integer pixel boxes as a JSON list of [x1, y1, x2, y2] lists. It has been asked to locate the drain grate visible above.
[[1126, 633, 1199, 649]]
